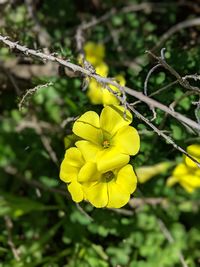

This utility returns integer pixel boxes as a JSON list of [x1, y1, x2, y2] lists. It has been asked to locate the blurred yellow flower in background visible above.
[[184, 144, 200, 169], [87, 74, 126, 105], [167, 163, 200, 193], [82, 41, 126, 106], [84, 41, 105, 66], [167, 144, 200, 193], [136, 162, 172, 184]]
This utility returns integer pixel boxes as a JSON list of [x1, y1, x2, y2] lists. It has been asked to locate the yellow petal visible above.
[[180, 182, 195, 193], [187, 144, 200, 157], [185, 144, 200, 168], [84, 42, 105, 66], [166, 176, 178, 187], [106, 180, 130, 208], [178, 175, 198, 193], [60, 162, 78, 183], [73, 111, 103, 145], [95, 62, 109, 76], [68, 182, 84, 202], [173, 163, 188, 176], [114, 74, 126, 86], [87, 80, 104, 104], [102, 90, 120, 106], [100, 105, 132, 136], [75, 140, 101, 162], [78, 162, 101, 183], [64, 147, 84, 168], [97, 148, 130, 172], [185, 156, 200, 169], [84, 182, 108, 208], [112, 126, 140, 155], [180, 175, 200, 187], [116, 164, 137, 194]]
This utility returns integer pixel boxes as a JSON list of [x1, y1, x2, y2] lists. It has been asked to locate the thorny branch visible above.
[[0, 35, 199, 128], [147, 50, 200, 93], [18, 82, 53, 111], [0, 34, 200, 167]]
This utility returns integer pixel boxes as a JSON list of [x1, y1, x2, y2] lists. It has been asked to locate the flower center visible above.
[[103, 171, 114, 182], [102, 140, 110, 148]]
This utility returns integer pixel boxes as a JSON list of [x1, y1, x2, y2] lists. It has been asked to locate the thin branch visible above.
[[131, 80, 179, 106], [144, 63, 162, 95], [147, 50, 200, 93], [128, 105, 200, 167], [0, 35, 199, 132], [152, 17, 200, 51], [0, 35, 200, 167], [18, 82, 53, 111]]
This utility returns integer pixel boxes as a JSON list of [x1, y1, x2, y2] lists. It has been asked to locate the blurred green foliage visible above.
[[0, 0, 200, 266]]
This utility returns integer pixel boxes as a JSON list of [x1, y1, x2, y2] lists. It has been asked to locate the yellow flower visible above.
[[72, 105, 140, 172], [84, 41, 105, 66], [136, 162, 172, 183], [184, 144, 200, 169], [167, 163, 200, 193], [87, 74, 126, 105], [60, 147, 137, 208], [60, 147, 85, 202], [81, 164, 137, 208]]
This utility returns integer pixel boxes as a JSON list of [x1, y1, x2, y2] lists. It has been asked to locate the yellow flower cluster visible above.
[[83, 41, 125, 105], [167, 144, 200, 193], [60, 105, 140, 208]]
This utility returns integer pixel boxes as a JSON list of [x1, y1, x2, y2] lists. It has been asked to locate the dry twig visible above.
[[0, 35, 199, 130]]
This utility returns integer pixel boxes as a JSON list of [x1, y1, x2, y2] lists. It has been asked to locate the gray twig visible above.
[[0, 35, 199, 132], [128, 105, 200, 167]]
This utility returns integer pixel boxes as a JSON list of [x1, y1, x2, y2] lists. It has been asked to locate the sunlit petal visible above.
[[107, 181, 130, 208], [75, 140, 101, 162], [97, 148, 130, 172], [64, 147, 84, 168], [113, 126, 140, 155], [78, 162, 101, 183], [116, 164, 137, 194], [68, 182, 84, 202], [100, 105, 132, 136], [84, 182, 108, 208], [60, 162, 78, 183], [73, 111, 103, 145]]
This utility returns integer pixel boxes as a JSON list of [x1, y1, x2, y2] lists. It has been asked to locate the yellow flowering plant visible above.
[[87, 74, 126, 106], [73, 105, 140, 172], [82, 41, 126, 106], [83, 41, 105, 66], [167, 144, 200, 193], [60, 105, 140, 208]]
